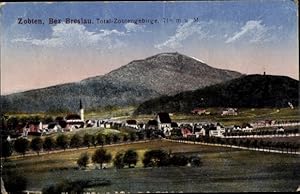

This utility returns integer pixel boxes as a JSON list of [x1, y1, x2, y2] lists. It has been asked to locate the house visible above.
[[47, 122, 62, 133], [276, 127, 285, 133], [207, 124, 225, 137], [125, 120, 138, 129], [221, 108, 238, 116], [138, 123, 146, 130], [86, 120, 97, 128], [147, 120, 158, 130], [26, 121, 43, 132], [156, 112, 172, 131], [191, 108, 207, 115], [181, 128, 193, 138], [241, 123, 254, 132], [104, 121, 112, 128]]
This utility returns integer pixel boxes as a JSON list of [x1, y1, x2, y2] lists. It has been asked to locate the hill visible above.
[[1, 52, 242, 113], [134, 74, 299, 114]]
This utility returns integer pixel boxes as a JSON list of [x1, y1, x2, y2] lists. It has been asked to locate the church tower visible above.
[[80, 99, 84, 121]]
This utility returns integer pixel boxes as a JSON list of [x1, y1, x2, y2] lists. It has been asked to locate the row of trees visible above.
[[77, 148, 202, 169], [170, 136, 300, 154], [0, 131, 153, 158]]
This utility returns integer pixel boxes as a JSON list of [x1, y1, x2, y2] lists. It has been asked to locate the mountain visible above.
[[134, 74, 299, 114], [1, 52, 242, 113]]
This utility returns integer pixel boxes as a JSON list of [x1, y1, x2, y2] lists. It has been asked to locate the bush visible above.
[[189, 156, 202, 167], [42, 179, 111, 194], [2, 171, 28, 193], [169, 154, 189, 166], [42, 180, 84, 194], [77, 152, 89, 168]]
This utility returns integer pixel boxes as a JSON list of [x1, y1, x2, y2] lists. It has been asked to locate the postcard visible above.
[[0, 1, 299, 193]]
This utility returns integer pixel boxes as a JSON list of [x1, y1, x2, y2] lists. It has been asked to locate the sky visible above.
[[1, 1, 298, 95]]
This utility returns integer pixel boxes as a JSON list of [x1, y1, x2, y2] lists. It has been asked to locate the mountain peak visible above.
[[2, 53, 242, 113]]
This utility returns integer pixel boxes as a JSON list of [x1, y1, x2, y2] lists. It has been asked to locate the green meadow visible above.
[[3, 140, 300, 192]]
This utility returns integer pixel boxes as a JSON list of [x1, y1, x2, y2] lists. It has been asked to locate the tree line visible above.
[[77, 148, 202, 170], [0, 131, 154, 158]]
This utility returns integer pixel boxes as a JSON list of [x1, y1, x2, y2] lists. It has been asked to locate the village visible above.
[[5, 100, 299, 142]]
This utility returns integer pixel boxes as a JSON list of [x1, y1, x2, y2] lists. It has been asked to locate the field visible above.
[[3, 140, 300, 192]]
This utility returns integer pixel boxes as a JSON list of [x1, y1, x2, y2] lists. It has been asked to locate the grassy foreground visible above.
[[3, 140, 300, 192]]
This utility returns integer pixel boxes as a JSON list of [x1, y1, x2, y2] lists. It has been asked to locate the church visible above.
[[65, 99, 85, 131]]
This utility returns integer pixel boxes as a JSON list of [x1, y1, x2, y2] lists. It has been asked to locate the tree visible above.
[[83, 133, 93, 148], [142, 149, 170, 167], [14, 138, 29, 156], [105, 134, 112, 145], [43, 137, 55, 153], [77, 152, 89, 168], [70, 134, 83, 149], [112, 134, 120, 144], [122, 134, 129, 143], [129, 132, 137, 142], [0, 140, 13, 159], [136, 132, 145, 141], [56, 134, 69, 151], [91, 135, 97, 147], [96, 133, 104, 146], [92, 148, 112, 169], [30, 137, 43, 155], [123, 149, 138, 168], [113, 151, 125, 169]]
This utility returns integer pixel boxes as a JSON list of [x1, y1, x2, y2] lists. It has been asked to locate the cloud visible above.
[[124, 23, 145, 32], [12, 23, 126, 49], [155, 20, 209, 50], [225, 20, 269, 44]]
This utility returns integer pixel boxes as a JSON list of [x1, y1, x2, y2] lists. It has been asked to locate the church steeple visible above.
[[80, 99, 83, 109], [80, 99, 84, 121]]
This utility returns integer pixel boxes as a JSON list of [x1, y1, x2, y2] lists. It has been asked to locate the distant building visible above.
[[147, 120, 158, 130], [65, 114, 84, 130], [86, 120, 97, 128], [47, 122, 62, 133], [156, 112, 172, 131], [181, 128, 193, 138], [125, 120, 138, 129], [221, 108, 238, 116], [26, 121, 43, 133], [191, 108, 207, 115], [64, 100, 85, 130]]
